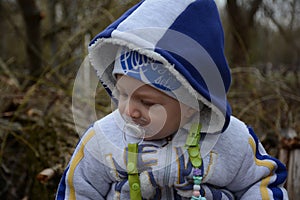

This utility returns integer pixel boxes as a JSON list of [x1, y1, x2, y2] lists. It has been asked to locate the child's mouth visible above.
[[122, 122, 145, 144], [121, 114, 163, 141]]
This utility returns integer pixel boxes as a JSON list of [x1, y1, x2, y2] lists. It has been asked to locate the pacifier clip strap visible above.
[[127, 143, 142, 200], [186, 124, 206, 200], [185, 123, 202, 168]]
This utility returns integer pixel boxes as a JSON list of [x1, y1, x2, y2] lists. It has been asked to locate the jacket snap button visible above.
[[127, 162, 135, 173], [132, 183, 140, 191]]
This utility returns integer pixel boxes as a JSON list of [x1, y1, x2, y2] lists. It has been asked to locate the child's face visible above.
[[115, 75, 195, 140]]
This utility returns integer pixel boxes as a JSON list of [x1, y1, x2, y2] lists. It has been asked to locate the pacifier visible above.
[[122, 123, 145, 144]]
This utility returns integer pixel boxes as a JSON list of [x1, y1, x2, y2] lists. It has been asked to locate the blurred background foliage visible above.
[[0, 0, 299, 199]]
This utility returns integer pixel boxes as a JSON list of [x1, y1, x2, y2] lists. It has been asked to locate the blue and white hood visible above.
[[88, 0, 232, 133]]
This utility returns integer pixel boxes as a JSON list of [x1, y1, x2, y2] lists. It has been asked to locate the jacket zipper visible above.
[[163, 143, 172, 200]]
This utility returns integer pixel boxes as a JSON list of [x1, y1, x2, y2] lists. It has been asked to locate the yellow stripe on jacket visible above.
[[248, 137, 275, 200], [68, 129, 95, 200]]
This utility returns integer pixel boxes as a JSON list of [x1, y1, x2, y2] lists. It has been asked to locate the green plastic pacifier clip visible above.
[[186, 123, 206, 200], [185, 123, 202, 168], [127, 143, 142, 200]]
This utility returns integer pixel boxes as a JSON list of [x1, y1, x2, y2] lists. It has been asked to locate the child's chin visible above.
[[144, 134, 160, 141], [144, 136, 160, 141], [144, 132, 168, 141]]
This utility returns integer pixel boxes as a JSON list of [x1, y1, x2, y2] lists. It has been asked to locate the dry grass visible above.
[[229, 66, 300, 156]]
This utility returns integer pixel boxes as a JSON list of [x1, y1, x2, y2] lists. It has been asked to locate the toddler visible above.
[[56, 0, 288, 199]]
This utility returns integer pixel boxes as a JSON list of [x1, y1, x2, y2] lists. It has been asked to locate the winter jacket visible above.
[[56, 110, 288, 199]]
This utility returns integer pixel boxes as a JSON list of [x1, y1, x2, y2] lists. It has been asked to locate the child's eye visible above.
[[118, 92, 129, 100], [141, 100, 155, 107], [119, 92, 128, 98], [112, 88, 128, 99]]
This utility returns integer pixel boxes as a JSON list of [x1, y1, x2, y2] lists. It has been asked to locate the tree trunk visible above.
[[17, 0, 43, 86], [226, 0, 262, 66], [280, 136, 300, 200], [287, 149, 300, 200], [0, 2, 3, 58]]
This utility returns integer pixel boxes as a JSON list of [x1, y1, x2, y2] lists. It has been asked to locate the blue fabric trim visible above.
[[208, 186, 222, 199], [115, 179, 127, 193], [55, 165, 69, 200], [89, 1, 145, 46], [173, 188, 182, 200], [248, 127, 287, 199], [223, 103, 231, 132], [148, 171, 161, 199], [175, 147, 193, 184], [221, 189, 234, 200]]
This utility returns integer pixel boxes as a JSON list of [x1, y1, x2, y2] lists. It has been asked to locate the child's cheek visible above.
[[117, 102, 125, 114], [145, 105, 167, 136]]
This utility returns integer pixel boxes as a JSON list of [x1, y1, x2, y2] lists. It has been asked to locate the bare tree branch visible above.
[[248, 0, 263, 26]]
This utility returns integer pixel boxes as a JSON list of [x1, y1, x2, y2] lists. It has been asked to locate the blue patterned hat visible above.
[[113, 46, 200, 110]]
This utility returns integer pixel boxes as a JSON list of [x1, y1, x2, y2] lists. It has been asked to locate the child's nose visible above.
[[124, 99, 142, 119]]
